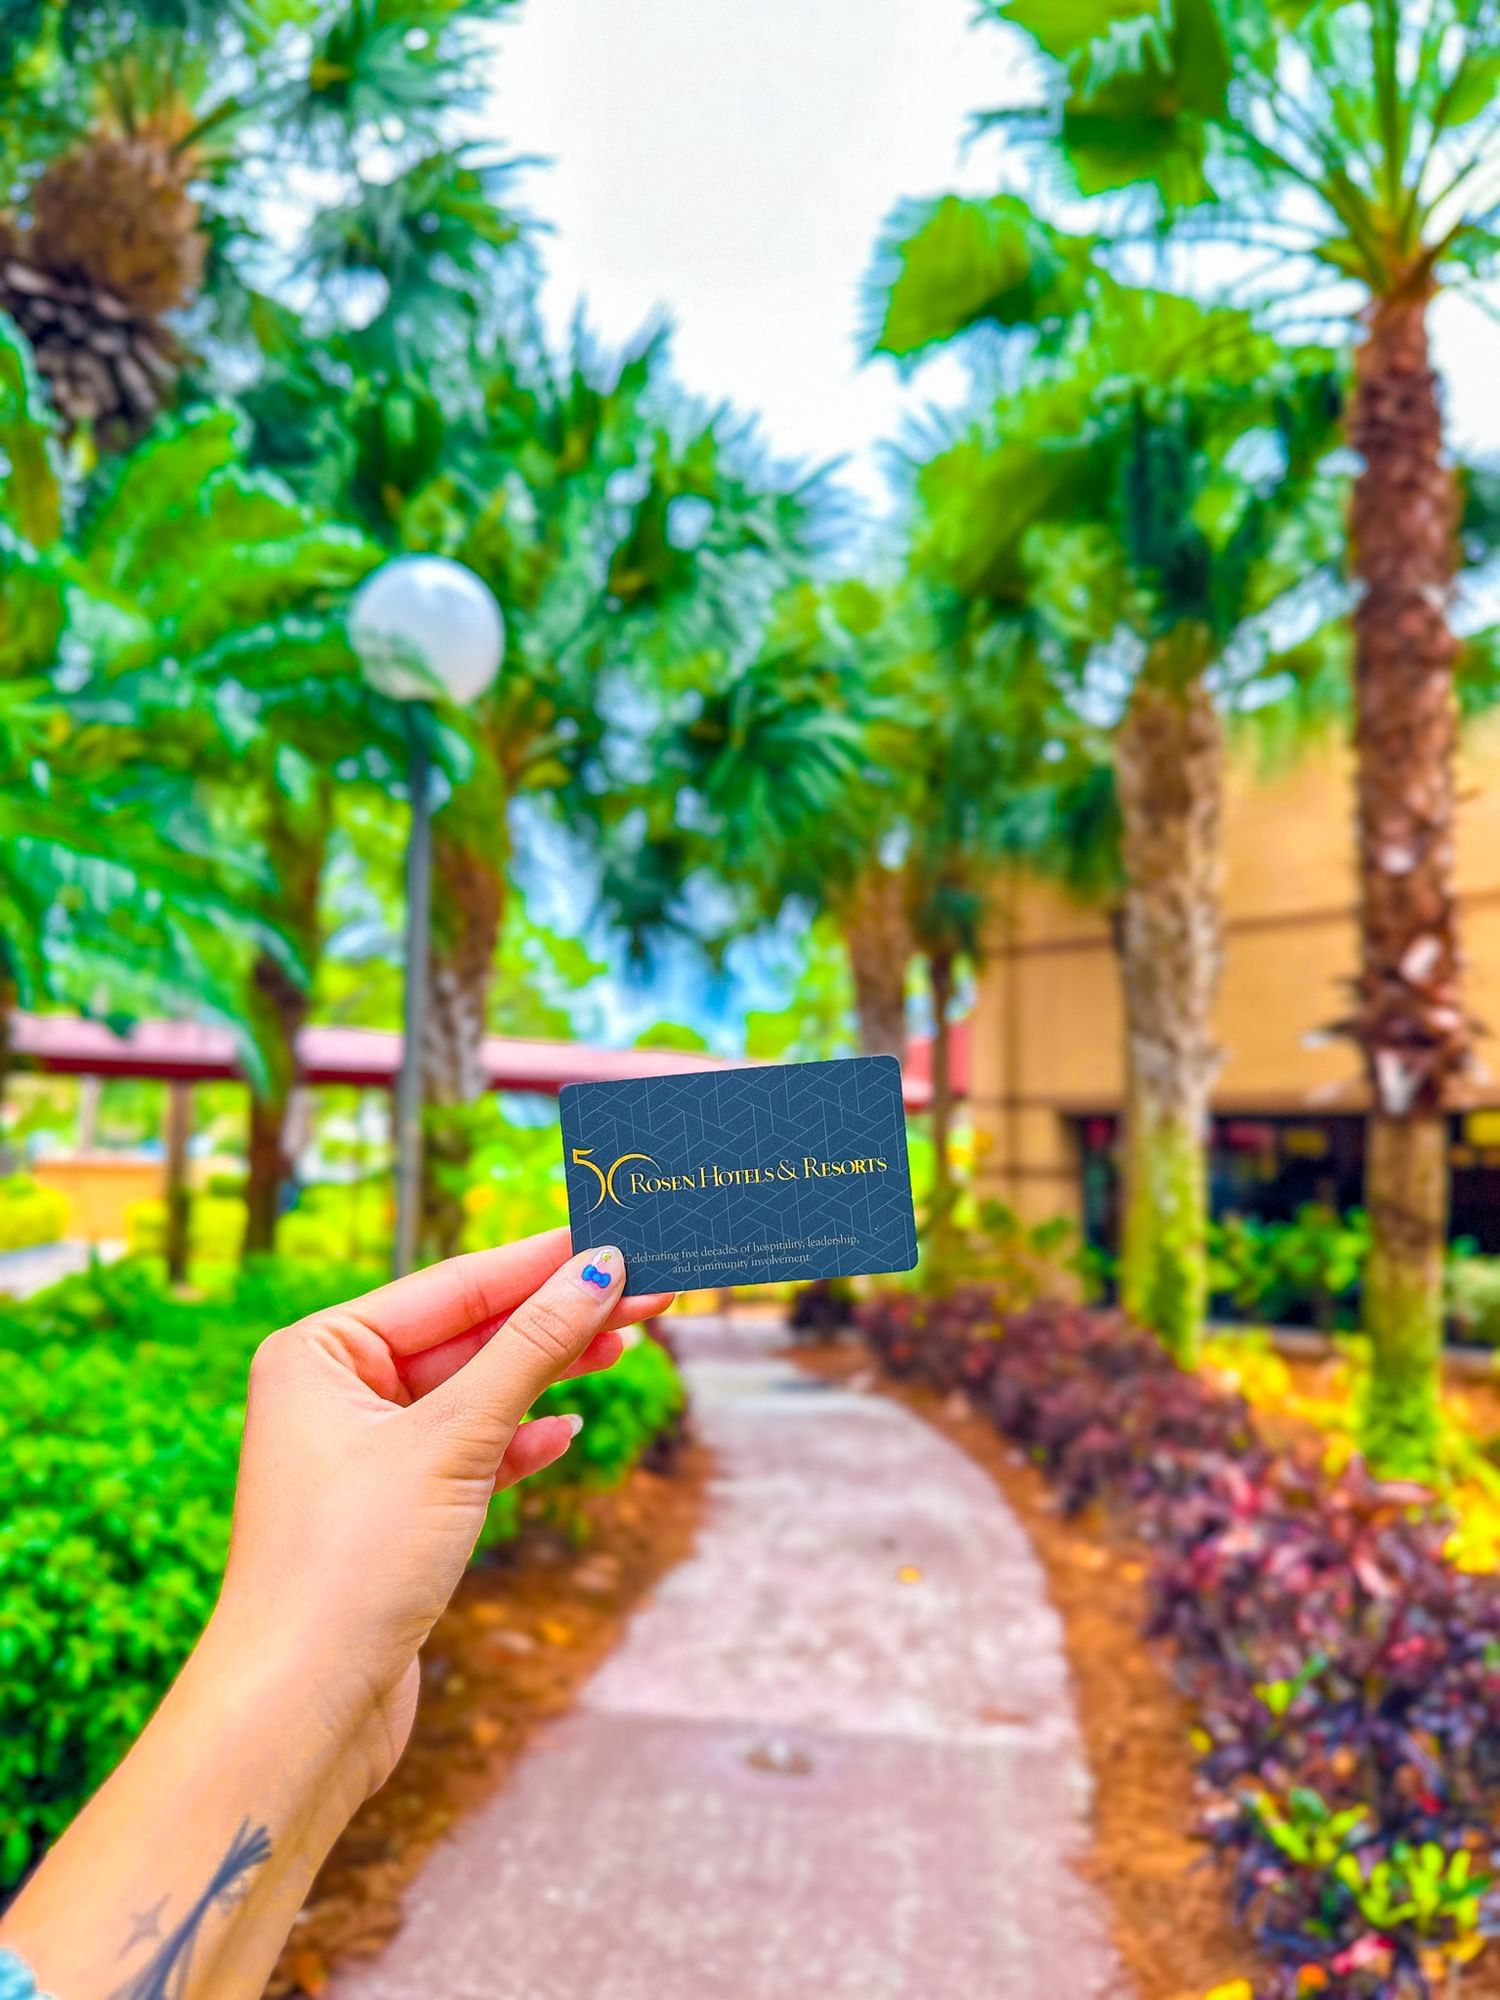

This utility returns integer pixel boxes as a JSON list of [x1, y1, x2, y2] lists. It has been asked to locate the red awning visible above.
[[13, 1012, 962, 1110]]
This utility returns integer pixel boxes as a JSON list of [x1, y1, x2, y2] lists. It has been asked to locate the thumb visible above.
[[416, 1245, 626, 1465]]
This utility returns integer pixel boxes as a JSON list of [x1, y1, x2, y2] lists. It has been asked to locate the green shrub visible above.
[[124, 1194, 246, 1262], [0, 1256, 684, 1885], [919, 1198, 1102, 1306], [1208, 1204, 1370, 1329], [0, 1176, 70, 1253], [1446, 1247, 1500, 1347], [277, 1181, 392, 1265]]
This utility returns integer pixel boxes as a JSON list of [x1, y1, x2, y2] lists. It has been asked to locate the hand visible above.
[[0, 1231, 674, 2000], [214, 1228, 670, 1797]]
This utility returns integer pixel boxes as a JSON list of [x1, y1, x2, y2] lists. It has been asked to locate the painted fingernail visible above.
[[578, 1247, 624, 1294], [564, 1413, 585, 1439]]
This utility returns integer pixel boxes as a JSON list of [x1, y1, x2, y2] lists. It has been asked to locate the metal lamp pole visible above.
[[392, 720, 432, 1278], [348, 556, 504, 1279]]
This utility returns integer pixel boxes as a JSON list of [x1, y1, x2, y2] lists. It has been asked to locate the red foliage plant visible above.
[[857, 1293, 1500, 2000]]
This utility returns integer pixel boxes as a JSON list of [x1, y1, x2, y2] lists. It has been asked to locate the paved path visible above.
[[331, 1317, 1122, 2000], [0, 1239, 119, 1298]]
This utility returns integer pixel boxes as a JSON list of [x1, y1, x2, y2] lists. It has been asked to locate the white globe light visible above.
[[349, 555, 504, 706]]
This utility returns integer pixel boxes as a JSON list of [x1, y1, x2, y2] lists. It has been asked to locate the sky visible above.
[[487, 2, 1500, 490], [489, 0, 1022, 512]]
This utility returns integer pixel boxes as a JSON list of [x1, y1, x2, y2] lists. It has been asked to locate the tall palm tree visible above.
[[733, 582, 919, 1062], [388, 334, 821, 1256], [203, 34, 530, 1255], [954, 0, 1500, 1465], [902, 282, 1343, 1362], [588, 579, 892, 1046]]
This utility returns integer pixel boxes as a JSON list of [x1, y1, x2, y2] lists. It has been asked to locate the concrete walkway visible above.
[[331, 1317, 1122, 2000], [0, 1239, 119, 1298]]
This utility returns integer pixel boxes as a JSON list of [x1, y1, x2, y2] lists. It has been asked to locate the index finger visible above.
[[337, 1226, 573, 1356]]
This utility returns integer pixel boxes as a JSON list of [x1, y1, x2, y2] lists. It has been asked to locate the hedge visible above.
[[0, 1178, 70, 1256], [0, 1256, 684, 1886]]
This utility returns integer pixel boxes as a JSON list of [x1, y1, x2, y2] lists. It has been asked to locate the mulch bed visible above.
[[269, 1440, 710, 1997], [792, 1336, 1264, 2000]]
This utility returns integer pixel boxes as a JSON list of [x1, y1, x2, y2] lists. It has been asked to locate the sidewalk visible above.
[[0, 1239, 119, 1298], [330, 1316, 1122, 2000]]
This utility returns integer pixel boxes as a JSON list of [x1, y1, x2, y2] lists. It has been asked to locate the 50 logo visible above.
[[570, 1147, 656, 1210]]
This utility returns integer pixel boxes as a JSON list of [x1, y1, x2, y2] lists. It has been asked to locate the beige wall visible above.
[[33, 1156, 162, 1242], [971, 721, 1500, 1223]]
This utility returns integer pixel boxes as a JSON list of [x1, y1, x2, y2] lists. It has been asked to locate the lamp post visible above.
[[349, 555, 504, 1278]]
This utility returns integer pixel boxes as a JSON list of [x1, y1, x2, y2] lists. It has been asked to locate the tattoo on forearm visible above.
[[109, 1820, 272, 2000]]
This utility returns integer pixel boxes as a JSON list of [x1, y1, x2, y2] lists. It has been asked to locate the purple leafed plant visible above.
[[856, 1292, 1500, 1999]]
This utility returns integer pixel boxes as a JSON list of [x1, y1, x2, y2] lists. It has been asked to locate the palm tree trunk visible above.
[[839, 863, 912, 1059], [928, 946, 956, 1213], [163, 1080, 192, 1285], [243, 952, 309, 1256], [243, 781, 331, 1258], [1348, 286, 1464, 1477], [421, 824, 505, 1261], [1114, 664, 1222, 1366]]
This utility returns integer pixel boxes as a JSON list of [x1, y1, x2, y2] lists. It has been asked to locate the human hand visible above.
[[0, 1231, 674, 2000], [213, 1227, 670, 1797]]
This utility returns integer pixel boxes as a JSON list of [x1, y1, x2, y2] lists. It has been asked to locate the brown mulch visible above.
[[268, 1440, 709, 1998], [791, 1338, 1260, 2000]]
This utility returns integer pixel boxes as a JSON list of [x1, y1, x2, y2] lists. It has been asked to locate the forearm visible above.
[[0, 1613, 373, 2000]]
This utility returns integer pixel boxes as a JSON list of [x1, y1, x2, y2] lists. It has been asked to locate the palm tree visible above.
[[0, 318, 301, 1157], [3, 0, 529, 1253], [0, 0, 516, 444], [730, 582, 919, 1062], [589, 579, 892, 1054], [187, 31, 532, 1255], [901, 283, 1343, 1362], [960, 0, 1500, 1467], [383, 334, 821, 1257]]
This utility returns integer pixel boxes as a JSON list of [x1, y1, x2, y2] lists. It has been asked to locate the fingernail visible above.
[[576, 1247, 625, 1296], [564, 1413, 585, 1439]]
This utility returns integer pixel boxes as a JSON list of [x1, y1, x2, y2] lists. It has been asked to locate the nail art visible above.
[[579, 1250, 615, 1291]]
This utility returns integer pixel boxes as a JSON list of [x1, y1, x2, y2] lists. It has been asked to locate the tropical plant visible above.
[[396, 340, 822, 1256], [0, 0, 518, 446], [893, 275, 1344, 1364], [951, 0, 1500, 1473], [0, 317, 293, 1094], [596, 576, 908, 1063], [152, 17, 532, 1255], [1210, 1203, 1372, 1331]]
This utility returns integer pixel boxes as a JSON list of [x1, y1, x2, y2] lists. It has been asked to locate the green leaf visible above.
[[997, 0, 1161, 62], [868, 195, 1091, 360], [1437, 48, 1500, 134], [0, 310, 61, 549], [997, 0, 1229, 202]]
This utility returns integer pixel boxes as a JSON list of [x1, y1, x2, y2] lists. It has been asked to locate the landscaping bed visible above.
[[270, 1435, 708, 1996], [821, 1294, 1500, 2000]]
